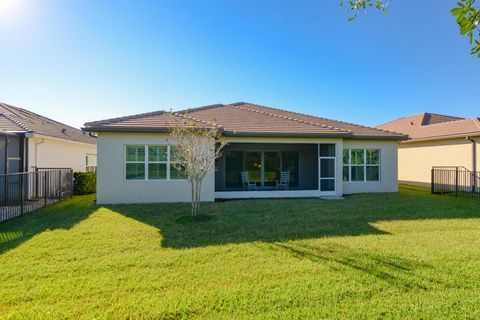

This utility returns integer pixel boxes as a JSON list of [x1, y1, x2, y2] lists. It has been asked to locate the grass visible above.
[[0, 185, 479, 319]]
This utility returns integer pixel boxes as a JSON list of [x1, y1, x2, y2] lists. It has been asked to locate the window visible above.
[[85, 154, 97, 172], [169, 146, 187, 180], [342, 149, 380, 182], [125, 145, 186, 181], [342, 149, 349, 182], [148, 145, 167, 180], [365, 149, 380, 181]]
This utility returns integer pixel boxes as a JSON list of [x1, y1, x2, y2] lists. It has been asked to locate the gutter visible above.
[[402, 132, 480, 144], [83, 126, 406, 140]]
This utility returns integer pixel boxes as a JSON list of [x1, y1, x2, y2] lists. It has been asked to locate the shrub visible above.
[[74, 172, 96, 195]]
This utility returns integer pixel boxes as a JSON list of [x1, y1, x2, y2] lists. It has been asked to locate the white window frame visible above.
[[125, 145, 147, 181], [342, 149, 381, 182], [147, 145, 169, 180], [124, 144, 187, 181], [365, 149, 381, 182]]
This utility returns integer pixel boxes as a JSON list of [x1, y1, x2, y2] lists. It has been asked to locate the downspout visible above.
[[33, 138, 46, 170], [466, 136, 477, 192], [466, 137, 477, 172]]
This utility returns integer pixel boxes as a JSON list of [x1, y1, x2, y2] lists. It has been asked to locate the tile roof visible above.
[[377, 112, 480, 142], [84, 102, 407, 140], [0, 102, 96, 144]]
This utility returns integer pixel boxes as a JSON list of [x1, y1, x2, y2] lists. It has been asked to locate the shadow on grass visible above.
[[266, 241, 441, 290], [108, 186, 480, 249], [0, 195, 97, 255]]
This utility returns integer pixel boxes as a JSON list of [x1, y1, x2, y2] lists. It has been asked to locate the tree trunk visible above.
[[190, 178, 204, 217], [191, 178, 202, 217], [191, 179, 196, 217], [196, 179, 201, 215]]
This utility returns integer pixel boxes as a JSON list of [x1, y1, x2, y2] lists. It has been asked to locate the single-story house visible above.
[[0, 102, 97, 174], [377, 112, 480, 186], [84, 102, 407, 204]]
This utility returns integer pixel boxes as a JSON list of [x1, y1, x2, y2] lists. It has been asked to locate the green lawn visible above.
[[1, 186, 479, 319]]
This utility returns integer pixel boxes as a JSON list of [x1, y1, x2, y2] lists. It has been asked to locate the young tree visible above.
[[341, 0, 480, 57], [170, 114, 227, 217]]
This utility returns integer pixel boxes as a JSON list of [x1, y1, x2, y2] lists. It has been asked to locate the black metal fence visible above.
[[431, 166, 480, 200], [0, 168, 73, 223]]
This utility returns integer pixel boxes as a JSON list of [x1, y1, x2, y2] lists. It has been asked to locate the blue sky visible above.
[[0, 0, 478, 129]]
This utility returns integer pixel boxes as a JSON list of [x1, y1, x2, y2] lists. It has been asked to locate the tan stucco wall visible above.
[[27, 137, 97, 172], [398, 138, 478, 185], [96, 132, 215, 204], [342, 140, 399, 194]]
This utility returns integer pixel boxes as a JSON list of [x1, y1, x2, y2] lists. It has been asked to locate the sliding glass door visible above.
[[224, 150, 298, 190], [225, 151, 244, 188], [244, 152, 262, 186], [264, 152, 281, 187]]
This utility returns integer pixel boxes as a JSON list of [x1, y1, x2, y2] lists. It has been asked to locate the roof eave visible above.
[[83, 127, 352, 137], [82, 126, 408, 140], [348, 134, 409, 141], [402, 132, 480, 143], [83, 126, 172, 133]]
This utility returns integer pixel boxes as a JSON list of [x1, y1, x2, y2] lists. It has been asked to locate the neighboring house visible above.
[[84, 102, 406, 204], [377, 112, 480, 186], [0, 102, 97, 174]]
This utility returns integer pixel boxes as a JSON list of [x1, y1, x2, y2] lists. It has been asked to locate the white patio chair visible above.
[[241, 171, 257, 191], [276, 171, 290, 191]]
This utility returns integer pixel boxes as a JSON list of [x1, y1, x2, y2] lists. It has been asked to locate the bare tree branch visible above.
[[170, 114, 227, 217]]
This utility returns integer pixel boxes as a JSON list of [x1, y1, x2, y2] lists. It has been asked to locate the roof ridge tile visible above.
[[2, 113, 31, 131], [85, 110, 167, 127], [232, 102, 405, 136], [474, 118, 480, 130], [179, 104, 225, 113], [230, 103, 350, 133]]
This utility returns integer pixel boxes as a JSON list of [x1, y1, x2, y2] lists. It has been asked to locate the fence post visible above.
[[44, 171, 47, 207], [71, 169, 74, 198], [20, 173, 24, 215], [455, 167, 459, 196], [59, 170, 62, 200], [473, 171, 477, 193], [2, 175, 6, 206], [431, 168, 435, 194]]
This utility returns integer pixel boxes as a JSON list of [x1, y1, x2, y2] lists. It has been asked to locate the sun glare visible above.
[[0, 0, 17, 13], [0, 0, 25, 22]]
